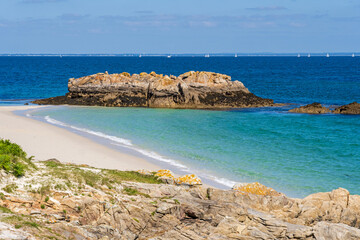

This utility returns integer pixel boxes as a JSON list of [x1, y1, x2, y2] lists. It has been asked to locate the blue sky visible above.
[[0, 0, 359, 53]]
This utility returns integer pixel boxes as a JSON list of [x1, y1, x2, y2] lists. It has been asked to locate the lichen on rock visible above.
[[232, 182, 282, 196], [32, 71, 276, 109]]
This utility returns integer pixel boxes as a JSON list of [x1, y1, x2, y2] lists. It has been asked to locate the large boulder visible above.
[[33, 71, 275, 109]]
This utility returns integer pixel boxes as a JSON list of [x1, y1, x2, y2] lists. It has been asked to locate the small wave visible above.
[[209, 176, 237, 188], [44, 116, 67, 127], [112, 143, 188, 170], [44, 116, 132, 146]]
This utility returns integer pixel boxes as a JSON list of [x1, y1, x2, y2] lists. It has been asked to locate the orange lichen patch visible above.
[[161, 78, 174, 86], [232, 182, 281, 196], [155, 169, 174, 179], [121, 72, 131, 77], [174, 174, 202, 186], [140, 72, 148, 76]]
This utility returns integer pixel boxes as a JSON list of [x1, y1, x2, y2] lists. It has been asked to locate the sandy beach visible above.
[[0, 105, 160, 171]]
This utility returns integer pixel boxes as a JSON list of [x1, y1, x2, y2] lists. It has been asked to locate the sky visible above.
[[0, 0, 359, 54]]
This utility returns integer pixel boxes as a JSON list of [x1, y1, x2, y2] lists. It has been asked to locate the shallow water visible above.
[[29, 105, 360, 198]]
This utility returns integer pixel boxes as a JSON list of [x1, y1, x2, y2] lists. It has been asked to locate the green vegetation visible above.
[[2, 183, 18, 193], [41, 160, 161, 192], [123, 187, 150, 198], [2, 215, 40, 229], [0, 139, 35, 177], [103, 170, 162, 184], [41, 204, 45, 209], [44, 196, 50, 202], [0, 205, 12, 213]]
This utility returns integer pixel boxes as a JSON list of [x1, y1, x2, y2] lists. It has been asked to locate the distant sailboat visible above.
[[326, 53, 330, 58], [297, 54, 301, 58], [139, 54, 142, 58], [352, 53, 355, 58], [308, 54, 311, 58], [205, 54, 210, 58], [167, 55, 171, 58], [235, 54, 238, 58]]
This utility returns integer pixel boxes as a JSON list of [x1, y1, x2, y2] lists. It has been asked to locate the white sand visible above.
[[0, 106, 160, 171]]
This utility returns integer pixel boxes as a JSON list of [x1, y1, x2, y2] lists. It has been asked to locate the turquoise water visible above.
[[1, 56, 360, 198], [29, 106, 360, 198]]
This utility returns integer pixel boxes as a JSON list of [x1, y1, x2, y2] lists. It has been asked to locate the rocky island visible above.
[[1, 139, 360, 239], [33, 71, 276, 109]]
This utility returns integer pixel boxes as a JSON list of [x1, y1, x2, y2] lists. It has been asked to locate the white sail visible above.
[[167, 55, 171, 58], [352, 53, 355, 58], [139, 54, 142, 58], [235, 54, 238, 58], [308, 54, 311, 58], [205, 54, 210, 58], [326, 53, 330, 58], [297, 54, 301, 58]]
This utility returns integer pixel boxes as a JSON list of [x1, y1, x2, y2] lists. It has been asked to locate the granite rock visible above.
[[289, 102, 331, 114], [32, 71, 276, 109], [332, 102, 360, 114]]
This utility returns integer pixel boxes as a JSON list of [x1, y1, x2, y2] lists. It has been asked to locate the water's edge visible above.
[[15, 106, 235, 190]]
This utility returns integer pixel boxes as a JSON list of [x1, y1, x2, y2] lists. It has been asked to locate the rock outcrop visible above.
[[332, 102, 360, 115], [289, 103, 331, 114], [2, 158, 360, 239], [289, 102, 360, 115], [32, 71, 276, 109]]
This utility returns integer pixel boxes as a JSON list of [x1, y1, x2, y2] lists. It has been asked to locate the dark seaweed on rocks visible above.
[[33, 71, 276, 109]]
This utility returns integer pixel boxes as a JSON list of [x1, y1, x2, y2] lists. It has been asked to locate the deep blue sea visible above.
[[1, 56, 359, 197]]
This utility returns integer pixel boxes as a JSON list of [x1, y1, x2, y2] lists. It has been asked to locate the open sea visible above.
[[1, 56, 359, 198]]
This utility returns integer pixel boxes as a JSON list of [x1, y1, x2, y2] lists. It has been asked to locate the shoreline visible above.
[[0, 105, 160, 172], [0, 105, 227, 189]]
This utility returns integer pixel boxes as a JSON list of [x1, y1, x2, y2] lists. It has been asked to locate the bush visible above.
[[13, 162, 25, 177], [0, 154, 12, 172], [0, 139, 26, 158], [0, 139, 32, 177]]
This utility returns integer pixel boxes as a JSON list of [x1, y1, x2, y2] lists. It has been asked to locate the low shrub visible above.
[[0, 139, 33, 177]]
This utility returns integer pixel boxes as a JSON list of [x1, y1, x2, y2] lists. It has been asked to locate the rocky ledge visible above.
[[32, 71, 276, 109], [332, 102, 360, 115], [1, 140, 360, 239], [289, 103, 331, 114], [289, 102, 360, 115]]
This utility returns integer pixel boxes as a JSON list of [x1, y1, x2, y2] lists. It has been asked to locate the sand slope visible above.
[[0, 106, 159, 171]]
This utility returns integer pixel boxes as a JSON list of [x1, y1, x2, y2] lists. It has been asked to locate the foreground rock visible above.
[[289, 103, 331, 114], [32, 71, 276, 109], [332, 102, 360, 115], [2, 158, 360, 239]]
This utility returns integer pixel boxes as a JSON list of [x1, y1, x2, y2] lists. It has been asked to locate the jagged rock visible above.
[[232, 182, 282, 196], [0, 222, 36, 240], [32, 71, 276, 109], [332, 102, 360, 114], [313, 222, 360, 240], [2, 160, 360, 239], [289, 102, 331, 114]]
